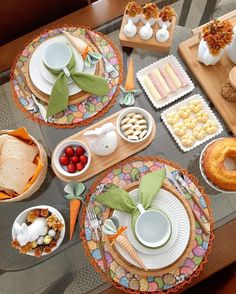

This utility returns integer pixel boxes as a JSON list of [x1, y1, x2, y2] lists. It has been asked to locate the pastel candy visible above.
[[148, 72, 167, 98], [165, 63, 182, 88], [143, 76, 162, 101], [159, 67, 177, 92], [153, 69, 171, 94], [169, 62, 189, 87]]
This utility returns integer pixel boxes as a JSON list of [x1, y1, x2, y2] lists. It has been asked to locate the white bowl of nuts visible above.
[[116, 107, 153, 143], [11, 205, 65, 257]]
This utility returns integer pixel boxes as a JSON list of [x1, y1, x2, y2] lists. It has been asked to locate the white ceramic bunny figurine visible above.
[[156, 24, 169, 42], [83, 122, 118, 156], [13, 218, 48, 246]]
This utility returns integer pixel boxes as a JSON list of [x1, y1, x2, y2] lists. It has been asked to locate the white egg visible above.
[[48, 229, 56, 237], [37, 236, 44, 245]]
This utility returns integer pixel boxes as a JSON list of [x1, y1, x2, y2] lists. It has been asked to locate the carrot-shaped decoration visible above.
[[119, 56, 141, 106], [64, 181, 86, 240], [103, 218, 147, 271], [62, 31, 101, 67]]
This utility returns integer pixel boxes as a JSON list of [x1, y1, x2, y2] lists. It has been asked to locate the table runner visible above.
[[80, 156, 214, 293], [10, 25, 123, 128]]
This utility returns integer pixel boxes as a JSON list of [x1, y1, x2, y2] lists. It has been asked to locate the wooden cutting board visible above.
[[178, 10, 236, 135], [52, 109, 156, 182]]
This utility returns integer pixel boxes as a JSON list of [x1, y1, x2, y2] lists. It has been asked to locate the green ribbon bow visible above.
[[45, 51, 109, 117], [64, 181, 86, 201], [84, 51, 102, 67], [95, 169, 165, 232], [119, 85, 141, 106]]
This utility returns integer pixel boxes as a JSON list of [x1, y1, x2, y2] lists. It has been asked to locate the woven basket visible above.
[[0, 130, 48, 202]]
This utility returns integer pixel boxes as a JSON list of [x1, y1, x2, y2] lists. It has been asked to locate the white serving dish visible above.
[[12, 205, 65, 256], [161, 94, 223, 152], [136, 55, 194, 109]]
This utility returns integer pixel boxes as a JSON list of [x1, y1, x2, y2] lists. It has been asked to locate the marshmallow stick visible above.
[[143, 76, 162, 101], [159, 67, 177, 93], [169, 62, 189, 87], [148, 72, 167, 98], [153, 69, 171, 94], [165, 63, 182, 89]]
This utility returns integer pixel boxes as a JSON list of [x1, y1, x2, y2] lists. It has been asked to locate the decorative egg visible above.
[[44, 235, 52, 245], [37, 236, 44, 245], [48, 229, 56, 237]]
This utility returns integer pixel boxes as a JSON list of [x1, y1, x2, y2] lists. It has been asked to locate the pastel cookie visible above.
[[159, 67, 177, 92], [148, 72, 167, 99], [192, 127, 206, 140], [165, 63, 182, 89], [204, 120, 218, 134], [169, 62, 189, 87], [173, 123, 187, 137], [143, 76, 162, 101], [184, 117, 197, 129], [153, 69, 171, 94], [196, 110, 209, 123], [166, 112, 179, 125], [181, 134, 195, 147], [178, 106, 191, 119], [188, 99, 203, 113]]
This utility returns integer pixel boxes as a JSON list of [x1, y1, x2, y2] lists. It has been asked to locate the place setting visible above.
[[10, 26, 123, 127]]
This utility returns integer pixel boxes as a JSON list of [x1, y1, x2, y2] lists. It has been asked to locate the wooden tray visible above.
[[52, 110, 156, 182], [119, 15, 176, 53], [178, 10, 236, 135], [22, 36, 104, 106], [103, 181, 196, 277]]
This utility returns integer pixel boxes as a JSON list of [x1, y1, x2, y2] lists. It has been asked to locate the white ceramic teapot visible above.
[[13, 218, 48, 246], [227, 25, 236, 64], [198, 39, 224, 66], [83, 123, 118, 156]]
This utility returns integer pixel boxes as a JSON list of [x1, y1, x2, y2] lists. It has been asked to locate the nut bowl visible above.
[[52, 140, 91, 178], [116, 107, 153, 143]]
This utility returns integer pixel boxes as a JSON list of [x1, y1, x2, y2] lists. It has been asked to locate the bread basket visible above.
[[0, 129, 48, 202]]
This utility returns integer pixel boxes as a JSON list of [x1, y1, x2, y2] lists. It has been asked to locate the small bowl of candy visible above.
[[116, 107, 153, 143], [53, 140, 91, 177], [11, 205, 65, 257]]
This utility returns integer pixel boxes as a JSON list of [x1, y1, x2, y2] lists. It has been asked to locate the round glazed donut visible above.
[[202, 138, 236, 191]]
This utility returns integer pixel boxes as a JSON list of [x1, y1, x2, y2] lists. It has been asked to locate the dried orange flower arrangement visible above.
[[202, 19, 233, 55], [11, 208, 64, 258], [142, 2, 159, 20], [159, 6, 176, 22], [125, 1, 142, 17]]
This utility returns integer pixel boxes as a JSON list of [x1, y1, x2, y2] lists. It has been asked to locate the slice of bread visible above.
[[1, 137, 38, 162], [0, 158, 37, 194], [0, 134, 16, 152]]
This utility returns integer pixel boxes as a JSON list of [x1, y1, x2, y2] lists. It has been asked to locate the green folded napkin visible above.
[[84, 51, 102, 67], [45, 52, 109, 117], [119, 85, 141, 106], [95, 169, 165, 232]]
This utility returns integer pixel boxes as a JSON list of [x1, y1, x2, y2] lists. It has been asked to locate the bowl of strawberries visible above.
[[53, 140, 91, 177]]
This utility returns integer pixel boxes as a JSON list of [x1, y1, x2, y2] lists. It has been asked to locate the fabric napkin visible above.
[[95, 169, 165, 231], [45, 52, 109, 117]]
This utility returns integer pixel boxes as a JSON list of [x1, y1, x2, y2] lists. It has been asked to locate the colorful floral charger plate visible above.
[[10, 26, 123, 127], [80, 156, 214, 294]]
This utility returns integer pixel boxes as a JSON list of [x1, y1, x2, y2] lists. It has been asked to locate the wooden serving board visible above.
[[52, 110, 156, 182], [119, 15, 176, 53], [178, 10, 236, 135], [22, 36, 104, 106], [103, 182, 196, 277]]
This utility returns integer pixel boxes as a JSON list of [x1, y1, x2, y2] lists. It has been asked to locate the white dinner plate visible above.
[[29, 36, 96, 96], [112, 187, 190, 269]]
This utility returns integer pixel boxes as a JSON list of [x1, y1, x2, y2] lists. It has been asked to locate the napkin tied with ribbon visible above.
[[45, 52, 109, 117], [95, 169, 165, 231]]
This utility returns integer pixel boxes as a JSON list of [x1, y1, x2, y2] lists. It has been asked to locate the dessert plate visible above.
[[112, 187, 191, 269], [29, 36, 96, 96]]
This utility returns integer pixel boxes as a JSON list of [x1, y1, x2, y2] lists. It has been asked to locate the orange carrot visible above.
[[125, 56, 135, 91], [70, 199, 81, 240]]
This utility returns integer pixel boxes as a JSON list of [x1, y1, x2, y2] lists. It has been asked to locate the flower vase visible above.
[[141, 15, 156, 26], [157, 18, 171, 29], [127, 14, 140, 24], [197, 39, 224, 66], [226, 25, 236, 64]]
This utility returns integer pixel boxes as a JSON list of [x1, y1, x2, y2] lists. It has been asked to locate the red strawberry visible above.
[[71, 156, 79, 164], [76, 162, 84, 171], [80, 155, 88, 165], [76, 146, 85, 156], [59, 155, 70, 166], [67, 163, 76, 173], [65, 146, 75, 157]]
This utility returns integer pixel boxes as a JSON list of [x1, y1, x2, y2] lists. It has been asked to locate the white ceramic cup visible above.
[[43, 42, 72, 77], [135, 203, 171, 248]]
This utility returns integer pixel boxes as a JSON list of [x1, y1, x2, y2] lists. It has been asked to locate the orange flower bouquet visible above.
[[125, 1, 143, 24], [158, 6, 176, 28], [142, 2, 159, 26]]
